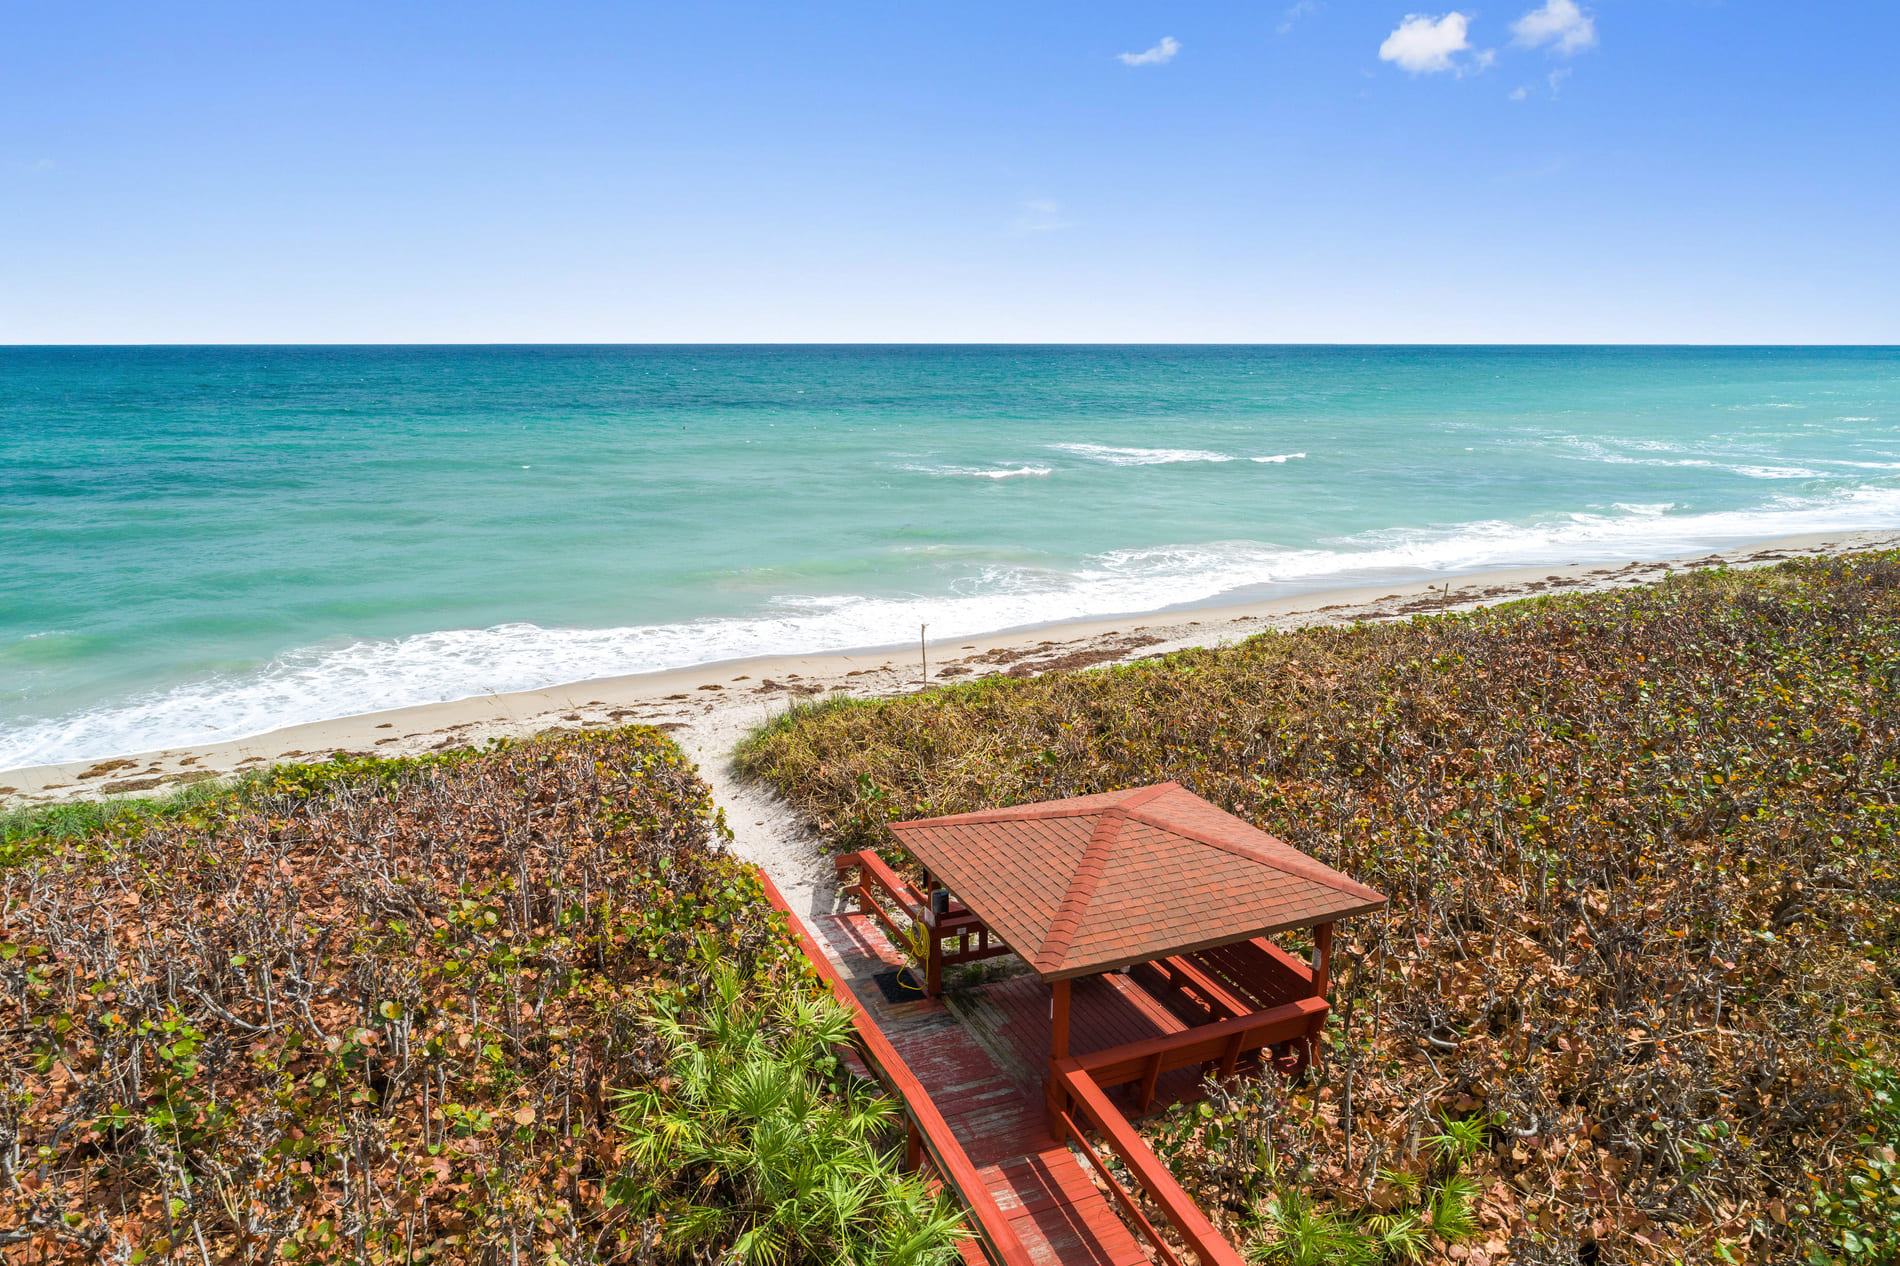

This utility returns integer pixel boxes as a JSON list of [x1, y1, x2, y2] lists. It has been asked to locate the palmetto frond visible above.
[[608, 969, 969, 1264], [726, 1052, 795, 1120]]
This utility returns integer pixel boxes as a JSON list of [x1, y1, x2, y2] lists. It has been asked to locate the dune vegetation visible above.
[[1, 731, 963, 1265], [739, 553, 1900, 1265]]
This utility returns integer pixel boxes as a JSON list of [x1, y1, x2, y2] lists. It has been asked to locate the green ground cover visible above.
[[1, 730, 963, 1265], [740, 554, 1900, 1264]]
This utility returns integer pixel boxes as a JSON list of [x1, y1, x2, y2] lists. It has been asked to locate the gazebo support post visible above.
[[926, 926, 943, 996], [1312, 922, 1333, 1000], [1305, 922, 1334, 1073], [917, 864, 943, 996], [1044, 978, 1074, 1140], [1051, 978, 1072, 1060]]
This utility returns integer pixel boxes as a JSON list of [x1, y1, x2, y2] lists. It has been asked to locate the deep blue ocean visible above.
[[4, 345, 1897, 768]]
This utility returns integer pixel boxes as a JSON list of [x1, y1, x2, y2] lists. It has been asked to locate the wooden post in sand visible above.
[[920, 624, 927, 688]]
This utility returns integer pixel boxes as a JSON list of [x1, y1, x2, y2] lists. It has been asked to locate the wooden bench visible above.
[[1155, 953, 1252, 1022], [1053, 995, 1328, 1114], [1190, 936, 1316, 1011]]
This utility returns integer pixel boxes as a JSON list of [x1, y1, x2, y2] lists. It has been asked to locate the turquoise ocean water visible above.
[[4, 345, 1898, 769]]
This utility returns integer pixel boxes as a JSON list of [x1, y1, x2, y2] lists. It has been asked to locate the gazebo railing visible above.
[[834, 848, 926, 946], [1050, 995, 1329, 1115], [835, 849, 1014, 993]]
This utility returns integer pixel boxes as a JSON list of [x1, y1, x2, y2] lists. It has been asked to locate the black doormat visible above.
[[869, 967, 926, 1004]]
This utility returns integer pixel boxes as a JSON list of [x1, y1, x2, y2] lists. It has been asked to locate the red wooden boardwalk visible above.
[[810, 909, 1153, 1266]]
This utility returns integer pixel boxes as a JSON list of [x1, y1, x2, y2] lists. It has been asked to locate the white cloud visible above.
[[1278, 1, 1320, 35], [1509, 65, 1575, 100], [1378, 13, 1473, 74], [1118, 36, 1180, 66], [1011, 199, 1073, 234], [1511, 0, 1597, 54]]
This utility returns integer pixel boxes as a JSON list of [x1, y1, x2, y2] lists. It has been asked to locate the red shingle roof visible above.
[[888, 782, 1385, 980]]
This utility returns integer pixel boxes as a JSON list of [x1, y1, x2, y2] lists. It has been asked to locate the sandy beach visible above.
[[7, 528, 1894, 847]]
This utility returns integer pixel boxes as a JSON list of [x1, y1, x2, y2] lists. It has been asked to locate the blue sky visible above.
[[3, 1, 1895, 343]]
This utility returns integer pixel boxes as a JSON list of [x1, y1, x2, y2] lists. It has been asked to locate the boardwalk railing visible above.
[[1046, 997, 1330, 1266], [755, 871, 1037, 1266], [834, 848, 927, 948], [1054, 1107, 1188, 1266]]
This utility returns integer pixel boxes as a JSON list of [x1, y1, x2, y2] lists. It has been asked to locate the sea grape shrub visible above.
[[741, 554, 1900, 1263], [0, 729, 827, 1264], [1801, 1055, 1900, 1266]]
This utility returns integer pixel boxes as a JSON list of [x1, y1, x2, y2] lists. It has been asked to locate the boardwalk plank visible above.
[[808, 911, 1154, 1266]]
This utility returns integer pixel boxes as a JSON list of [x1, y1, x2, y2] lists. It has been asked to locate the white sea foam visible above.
[[1598, 455, 1717, 468], [1050, 443, 1236, 465], [1251, 453, 1307, 463], [1728, 465, 1826, 479], [907, 464, 1054, 480], [1561, 440, 1824, 480], [9, 485, 1900, 770]]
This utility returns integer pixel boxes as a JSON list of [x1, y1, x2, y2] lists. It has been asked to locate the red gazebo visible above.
[[840, 781, 1385, 1118], [832, 781, 1387, 1265]]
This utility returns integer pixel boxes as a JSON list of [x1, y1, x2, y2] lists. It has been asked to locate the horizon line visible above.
[[5, 341, 1898, 350]]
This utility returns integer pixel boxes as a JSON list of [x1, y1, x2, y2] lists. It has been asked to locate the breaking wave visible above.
[[1049, 443, 1237, 465], [8, 485, 1900, 769], [906, 464, 1054, 480]]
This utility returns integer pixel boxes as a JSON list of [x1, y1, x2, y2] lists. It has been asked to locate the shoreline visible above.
[[6, 526, 1898, 812]]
